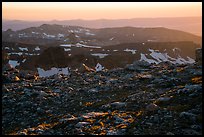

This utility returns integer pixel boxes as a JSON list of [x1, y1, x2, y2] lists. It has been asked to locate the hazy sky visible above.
[[2, 2, 202, 21]]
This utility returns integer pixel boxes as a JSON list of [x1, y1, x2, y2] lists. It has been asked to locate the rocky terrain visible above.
[[2, 49, 202, 135], [2, 41, 201, 71]]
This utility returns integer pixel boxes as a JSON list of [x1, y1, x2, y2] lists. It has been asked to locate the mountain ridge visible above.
[[2, 16, 202, 36], [2, 24, 202, 46]]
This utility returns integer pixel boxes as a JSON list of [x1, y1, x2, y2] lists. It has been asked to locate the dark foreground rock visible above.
[[2, 61, 202, 135]]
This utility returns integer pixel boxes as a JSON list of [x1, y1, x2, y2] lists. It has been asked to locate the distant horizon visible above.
[[2, 16, 202, 22]]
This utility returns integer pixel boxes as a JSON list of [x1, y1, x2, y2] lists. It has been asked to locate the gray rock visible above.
[[157, 97, 171, 102], [88, 88, 99, 93], [195, 48, 202, 65], [182, 129, 201, 135], [146, 103, 159, 111], [179, 112, 197, 122], [191, 124, 202, 130], [166, 132, 174, 135], [113, 116, 124, 124], [107, 130, 120, 135], [152, 115, 159, 123], [125, 60, 150, 71], [53, 89, 61, 93], [111, 102, 127, 109], [75, 122, 90, 128]]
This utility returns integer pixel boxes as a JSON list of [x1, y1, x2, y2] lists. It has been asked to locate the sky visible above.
[[2, 2, 202, 21]]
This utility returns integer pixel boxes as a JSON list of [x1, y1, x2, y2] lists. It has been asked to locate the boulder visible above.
[[195, 48, 202, 65]]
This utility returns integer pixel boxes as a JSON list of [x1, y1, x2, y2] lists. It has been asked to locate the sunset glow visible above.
[[2, 2, 202, 21]]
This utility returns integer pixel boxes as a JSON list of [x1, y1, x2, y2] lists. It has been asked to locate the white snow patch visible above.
[[110, 37, 114, 41], [140, 49, 195, 65], [19, 47, 28, 51], [8, 52, 23, 56], [37, 67, 70, 78], [32, 31, 39, 34], [58, 33, 64, 38], [91, 53, 109, 58], [186, 56, 195, 64], [18, 33, 27, 38], [147, 39, 157, 42], [35, 46, 40, 51], [149, 49, 168, 62], [64, 39, 69, 42], [85, 32, 95, 36], [24, 53, 40, 56], [60, 44, 72, 47], [5, 47, 10, 50], [124, 49, 137, 54], [140, 53, 158, 64], [8, 60, 20, 68], [95, 63, 104, 72], [76, 43, 101, 48], [22, 59, 26, 63], [64, 48, 71, 51], [43, 33, 55, 38], [113, 50, 118, 52]]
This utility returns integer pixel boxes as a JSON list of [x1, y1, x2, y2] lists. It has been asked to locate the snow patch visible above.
[[35, 46, 40, 51], [19, 47, 28, 51], [95, 63, 104, 72], [85, 32, 95, 36], [124, 49, 137, 54], [76, 43, 101, 48], [140, 53, 158, 64], [8, 52, 23, 56], [60, 44, 72, 47], [32, 31, 39, 34], [58, 33, 64, 38], [64, 48, 71, 51], [140, 49, 195, 65], [22, 59, 26, 63], [91, 53, 109, 58], [43, 33, 56, 38], [37, 67, 70, 78], [110, 37, 114, 40], [8, 60, 20, 68]]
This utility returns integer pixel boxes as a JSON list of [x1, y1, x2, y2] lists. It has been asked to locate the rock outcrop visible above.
[[195, 48, 202, 65]]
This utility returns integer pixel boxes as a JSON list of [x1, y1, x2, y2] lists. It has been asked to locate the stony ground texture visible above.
[[2, 61, 202, 135]]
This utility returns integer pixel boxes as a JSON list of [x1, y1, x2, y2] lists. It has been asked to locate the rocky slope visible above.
[[2, 57, 202, 135], [2, 41, 201, 71]]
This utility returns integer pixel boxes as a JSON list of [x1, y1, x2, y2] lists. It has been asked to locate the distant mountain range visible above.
[[2, 24, 202, 46], [2, 16, 202, 36]]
